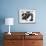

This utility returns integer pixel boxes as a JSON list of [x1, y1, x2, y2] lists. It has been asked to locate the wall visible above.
[[0, 0, 46, 32]]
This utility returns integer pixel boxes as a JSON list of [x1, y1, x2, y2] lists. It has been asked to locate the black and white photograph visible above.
[[19, 9, 36, 23]]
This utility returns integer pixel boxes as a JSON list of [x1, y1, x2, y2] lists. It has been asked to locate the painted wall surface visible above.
[[0, 0, 46, 32]]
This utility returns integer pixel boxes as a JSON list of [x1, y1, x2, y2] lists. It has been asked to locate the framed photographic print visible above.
[[19, 9, 36, 24]]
